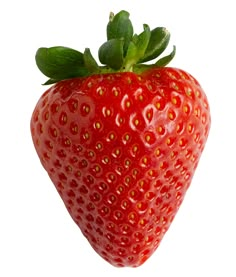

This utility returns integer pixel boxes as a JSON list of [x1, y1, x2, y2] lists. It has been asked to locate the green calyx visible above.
[[36, 10, 176, 85]]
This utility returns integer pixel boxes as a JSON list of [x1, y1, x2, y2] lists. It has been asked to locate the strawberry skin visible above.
[[31, 67, 210, 267]]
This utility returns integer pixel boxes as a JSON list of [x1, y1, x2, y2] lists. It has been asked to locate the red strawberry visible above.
[[31, 10, 210, 267]]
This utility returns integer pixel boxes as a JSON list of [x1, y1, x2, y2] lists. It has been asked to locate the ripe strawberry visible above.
[[31, 10, 210, 267]]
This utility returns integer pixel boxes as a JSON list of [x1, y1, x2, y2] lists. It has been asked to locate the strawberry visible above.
[[31, 10, 210, 267]]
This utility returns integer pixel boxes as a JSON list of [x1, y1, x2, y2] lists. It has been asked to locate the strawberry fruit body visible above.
[[31, 11, 211, 267]]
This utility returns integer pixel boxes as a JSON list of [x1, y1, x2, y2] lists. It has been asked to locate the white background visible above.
[[1, 0, 235, 276]]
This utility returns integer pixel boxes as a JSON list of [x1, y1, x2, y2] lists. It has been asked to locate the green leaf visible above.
[[43, 78, 60, 85], [107, 10, 133, 55], [83, 48, 99, 73], [155, 45, 176, 67], [35, 46, 89, 80], [123, 41, 138, 71], [98, 39, 124, 70], [124, 24, 151, 71], [35, 10, 177, 84], [133, 24, 151, 59], [139, 27, 170, 63]]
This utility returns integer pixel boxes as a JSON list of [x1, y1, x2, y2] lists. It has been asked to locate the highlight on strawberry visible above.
[[31, 10, 211, 267]]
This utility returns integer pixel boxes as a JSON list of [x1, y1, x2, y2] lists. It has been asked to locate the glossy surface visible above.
[[31, 68, 210, 267]]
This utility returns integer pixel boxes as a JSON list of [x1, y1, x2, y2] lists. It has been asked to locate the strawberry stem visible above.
[[35, 10, 175, 85]]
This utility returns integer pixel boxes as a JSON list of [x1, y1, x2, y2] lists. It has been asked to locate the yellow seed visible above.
[[183, 105, 189, 113], [96, 143, 102, 150], [109, 133, 115, 140], [125, 159, 131, 166], [148, 170, 154, 176], [103, 157, 109, 164], [115, 212, 121, 218], [133, 169, 138, 176], [110, 174, 115, 180], [139, 219, 145, 226], [130, 191, 135, 197], [95, 165, 100, 172], [139, 95, 144, 101], [137, 203, 142, 209], [87, 82, 92, 88], [156, 102, 161, 109], [158, 126, 163, 134], [127, 77, 132, 84], [115, 149, 120, 155], [125, 134, 130, 141], [145, 135, 151, 142], [186, 87, 192, 96], [88, 151, 94, 157], [188, 124, 193, 132], [66, 165, 72, 172], [95, 122, 101, 129], [65, 138, 71, 145], [139, 180, 144, 188], [125, 176, 131, 184], [143, 157, 148, 164], [126, 101, 131, 108], [176, 123, 183, 133], [97, 87, 104, 96], [170, 151, 177, 159], [195, 90, 201, 98], [118, 186, 124, 192], [119, 117, 124, 124], [106, 109, 111, 116], [72, 125, 78, 133], [129, 213, 135, 219], [85, 106, 90, 113], [171, 82, 179, 90], [194, 108, 200, 117], [76, 171, 81, 177], [44, 112, 49, 120], [146, 112, 152, 120], [113, 89, 119, 97], [105, 157, 109, 163], [156, 148, 161, 157], [84, 132, 89, 140], [168, 112, 174, 120], [172, 97, 177, 105], [122, 201, 128, 207]]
